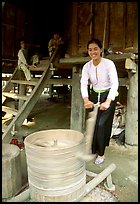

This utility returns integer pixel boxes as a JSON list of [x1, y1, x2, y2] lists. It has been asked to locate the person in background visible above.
[[80, 38, 119, 164], [18, 40, 38, 81], [48, 33, 64, 57]]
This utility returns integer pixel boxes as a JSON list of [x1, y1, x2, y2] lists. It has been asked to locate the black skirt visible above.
[[89, 89, 117, 156]]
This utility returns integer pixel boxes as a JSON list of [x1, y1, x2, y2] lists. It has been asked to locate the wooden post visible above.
[[70, 66, 86, 133], [125, 61, 138, 145], [102, 2, 108, 57], [18, 70, 26, 109], [71, 3, 78, 55]]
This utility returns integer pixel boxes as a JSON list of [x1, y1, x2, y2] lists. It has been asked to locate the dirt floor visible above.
[[6, 94, 138, 202]]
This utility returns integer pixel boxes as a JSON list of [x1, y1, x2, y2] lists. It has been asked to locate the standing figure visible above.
[[80, 38, 119, 164], [18, 40, 38, 81]]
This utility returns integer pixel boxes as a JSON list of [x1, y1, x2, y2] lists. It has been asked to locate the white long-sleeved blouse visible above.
[[80, 58, 119, 101], [18, 49, 27, 66]]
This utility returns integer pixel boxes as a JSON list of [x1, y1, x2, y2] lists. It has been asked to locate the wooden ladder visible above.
[[2, 48, 59, 143]]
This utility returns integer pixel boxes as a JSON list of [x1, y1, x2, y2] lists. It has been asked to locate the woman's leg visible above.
[[19, 64, 32, 81], [91, 91, 117, 156]]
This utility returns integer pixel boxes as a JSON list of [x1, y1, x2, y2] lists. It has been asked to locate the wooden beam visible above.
[[59, 53, 136, 65], [46, 78, 72, 85], [2, 77, 11, 81], [11, 79, 37, 86], [2, 66, 19, 92], [2, 106, 17, 115], [2, 92, 28, 101]]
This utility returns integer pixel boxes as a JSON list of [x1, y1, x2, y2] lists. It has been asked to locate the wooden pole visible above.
[[70, 66, 86, 133], [85, 163, 116, 195], [102, 3, 108, 57], [125, 61, 138, 145]]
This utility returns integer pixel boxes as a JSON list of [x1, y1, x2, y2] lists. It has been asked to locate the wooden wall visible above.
[[65, 2, 138, 56], [2, 2, 40, 73], [2, 2, 26, 59], [2, 2, 138, 71]]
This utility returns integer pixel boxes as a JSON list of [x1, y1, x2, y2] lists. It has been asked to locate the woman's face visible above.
[[20, 41, 26, 49], [88, 43, 102, 61]]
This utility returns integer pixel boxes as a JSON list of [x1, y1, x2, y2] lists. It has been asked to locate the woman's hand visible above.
[[83, 97, 94, 109], [27, 65, 37, 68], [100, 100, 111, 110]]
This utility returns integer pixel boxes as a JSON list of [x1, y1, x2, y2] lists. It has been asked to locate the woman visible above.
[[18, 40, 38, 81], [80, 38, 119, 164]]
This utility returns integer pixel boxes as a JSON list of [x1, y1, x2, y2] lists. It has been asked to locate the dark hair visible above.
[[20, 40, 25, 44], [20, 39, 27, 44], [87, 38, 102, 49]]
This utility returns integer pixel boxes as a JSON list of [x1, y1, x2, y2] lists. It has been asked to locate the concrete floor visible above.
[[14, 94, 138, 202]]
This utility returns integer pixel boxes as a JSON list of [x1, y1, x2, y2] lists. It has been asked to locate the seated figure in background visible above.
[[48, 33, 64, 57]]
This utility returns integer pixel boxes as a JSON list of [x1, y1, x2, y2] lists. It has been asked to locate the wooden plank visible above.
[[71, 2, 78, 55], [59, 53, 135, 65], [77, 3, 93, 54], [59, 56, 90, 65], [2, 106, 17, 115], [29, 67, 45, 71], [46, 78, 72, 85], [2, 58, 17, 61], [2, 66, 19, 92], [2, 124, 8, 133], [11, 79, 38, 86], [109, 2, 125, 50], [106, 53, 136, 61], [2, 95, 6, 104], [2, 77, 11, 81], [2, 92, 28, 100]]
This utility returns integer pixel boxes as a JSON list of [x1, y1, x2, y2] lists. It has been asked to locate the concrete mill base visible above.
[[6, 163, 117, 202]]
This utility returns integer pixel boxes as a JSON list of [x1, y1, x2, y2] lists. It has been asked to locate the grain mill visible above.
[[23, 129, 116, 202]]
